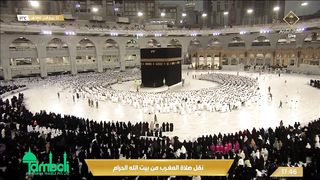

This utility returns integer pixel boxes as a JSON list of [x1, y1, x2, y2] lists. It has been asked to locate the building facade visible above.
[[204, 0, 285, 27], [0, 1, 319, 80], [1, 28, 319, 80], [0, 0, 157, 23]]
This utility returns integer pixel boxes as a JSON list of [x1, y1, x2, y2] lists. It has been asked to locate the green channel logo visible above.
[[22, 148, 69, 175]]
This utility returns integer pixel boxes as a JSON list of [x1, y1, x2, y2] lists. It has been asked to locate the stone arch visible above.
[[102, 39, 120, 70], [249, 53, 255, 65], [167, 38, 182, 48], [256, 54, 265, 66], [77, 38, 96, 50], [46, 38, 71, 73], [126, 39, 139, 48], [252, 36, 271, 46], [46, 38, 68, 51], [76, 38, 97, 72], [125, 39, 139, 68], [10, 37, 37, 51], [208, 38, 221, 47], [189, 38, 201, 48], [147, 39, 161, 48], [228, 37, 245, 47], [277, 34, 296, 45], [303, 32, 320, 44], [239, 54, 246, 65], [104, 39, 119, 49], [9, 37, 38, 67], [265, 53, 272, 66]]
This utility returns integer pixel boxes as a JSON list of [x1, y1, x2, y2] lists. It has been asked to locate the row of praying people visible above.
[[3, 70, 258, 114], [0, 84, 26, 96]]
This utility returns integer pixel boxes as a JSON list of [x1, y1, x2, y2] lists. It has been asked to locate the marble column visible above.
[[0, 44, 12, 80], [37, 45, 48, 78], [69, 46, 77, 75], [97, 55, 103, 73], [119, 45, 126, 71], [96, 44, 103, 73], [219, 53, 222, 67], [204, 55, 207, 66], [181, 45, 188, 64]]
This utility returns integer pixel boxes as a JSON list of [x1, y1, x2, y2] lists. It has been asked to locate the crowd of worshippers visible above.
[[6, 70, 258, 114], [0, 84, 26, 95], [310, 79, 320, 89], [1, 94, 320, 180], [73, 72, 257, 113], [0, 94, 173, 179]]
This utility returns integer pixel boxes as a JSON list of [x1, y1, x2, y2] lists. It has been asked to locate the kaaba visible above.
[[140, 48, 182, 87]]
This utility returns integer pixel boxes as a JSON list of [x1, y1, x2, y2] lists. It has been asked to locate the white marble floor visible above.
[[6, 71, 320, 140]]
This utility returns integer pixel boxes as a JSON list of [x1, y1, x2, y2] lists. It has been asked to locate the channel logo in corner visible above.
[[22, 148, 69, 175]]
